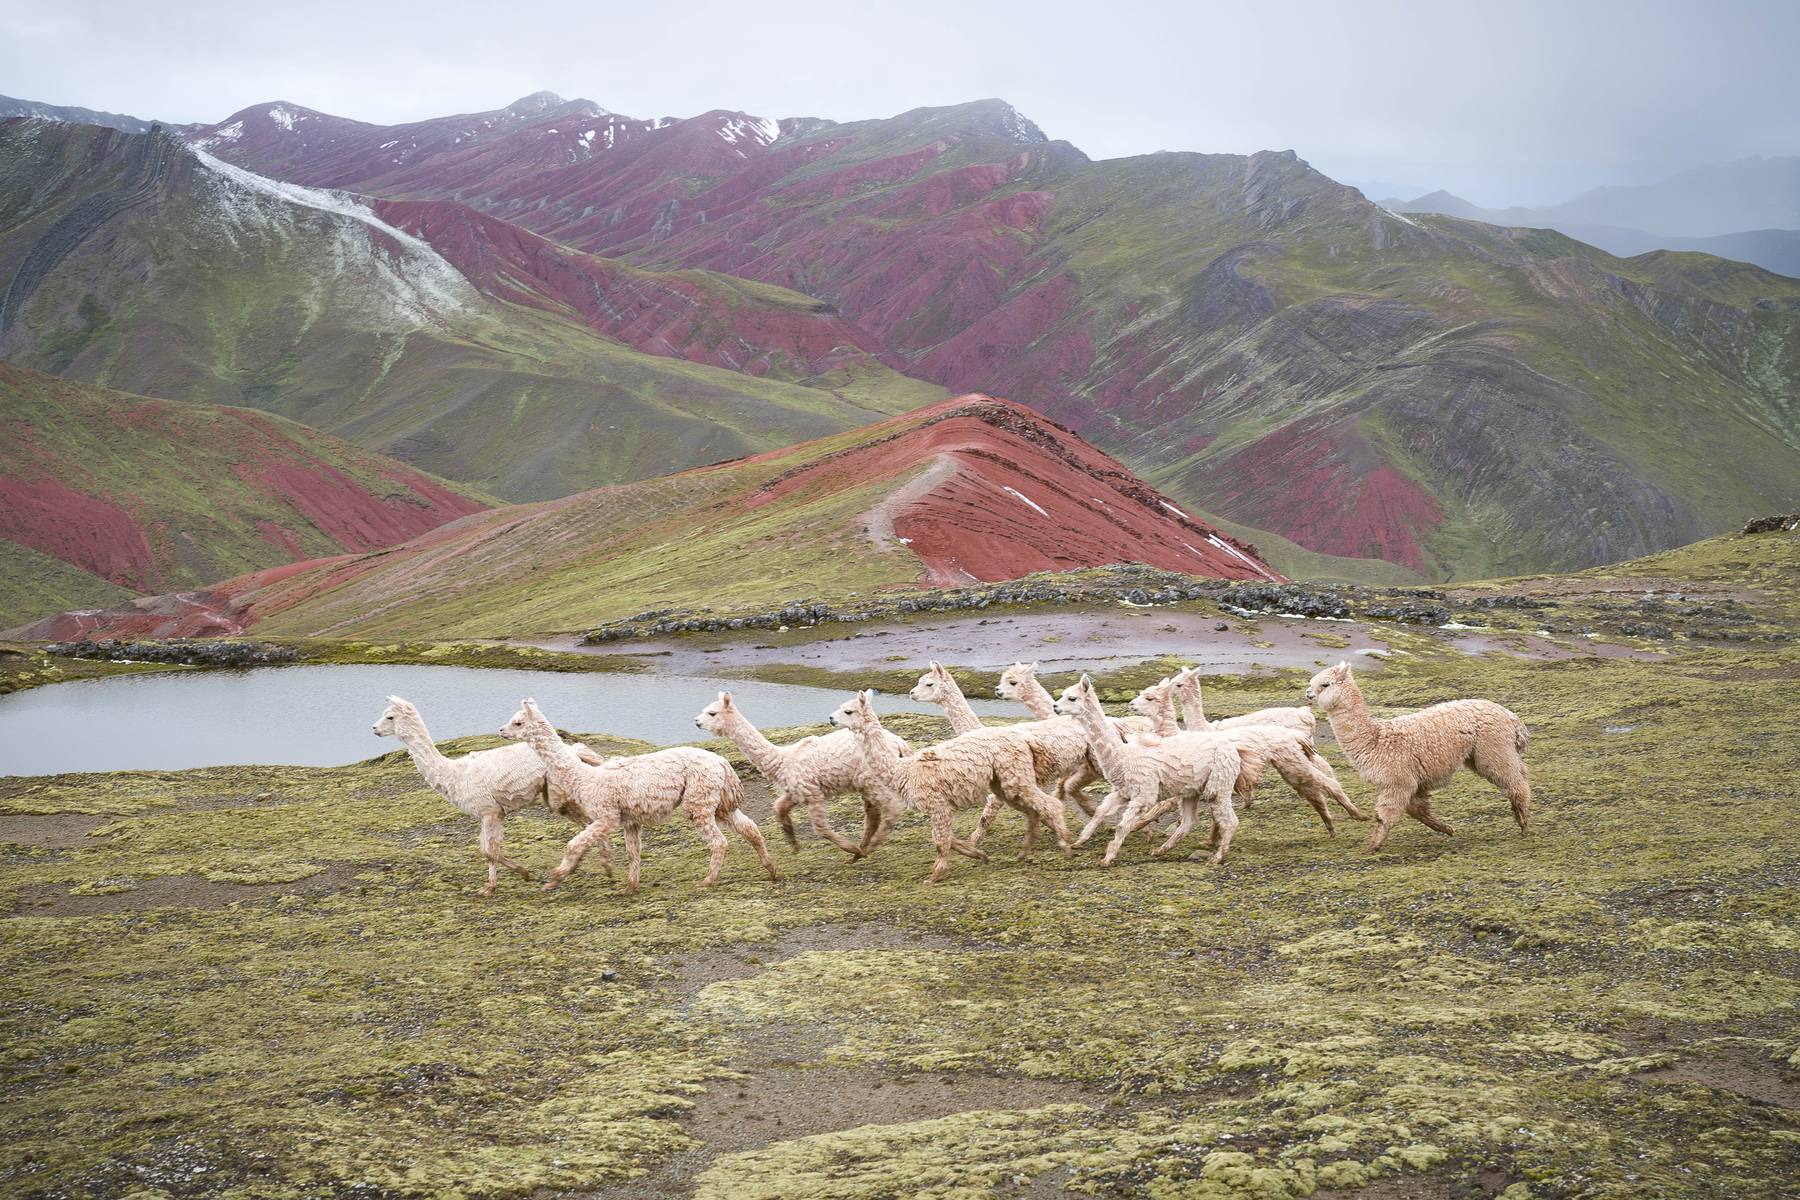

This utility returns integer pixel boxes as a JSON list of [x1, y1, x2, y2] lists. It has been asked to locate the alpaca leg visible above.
[[478, 813, 528, 896], [1194, 785, 1239, 865], [803, 789, 865, 859], [1505, 768, 1533, 835], [544, 814, 617, 890], [1151, 797, 1199, 858], [1473, 753, 1533, 835], [927, 805, 957, 883], [853, 797, 880, 855], [859, 794, 904, 855], [728, 810, 781, 880], [1075, 790, 1125, 846], [1368, 788, 1410, 852], [1022, 811, 1040, 855], [1406, 788, 1455, 837], [1311, 757, 1367, 820], [1101, 792, 1156, 866], [772, 791, 802, 852], [1273, 760, 1334, 834], [1007, 772, 1071, 854], [971, 791, 1020, 849], [481, 813, 536, 882], [622, 824, 644, 894], [693, 810, 730, 887], [1060, 759, 1101, 816]]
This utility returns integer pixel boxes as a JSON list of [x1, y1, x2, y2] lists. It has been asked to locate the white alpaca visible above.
[[372, 695, 604, 896], [830, 690, 1070, 882], [996, 661, 1060, 719], [1053, 676, 1242, 866], [1129, 678, 1367, 833], [695, 691, 908, 858], [1172, 666, 1315, 737], [501, 699, 779, 893], [911, 662, 1104, 821], [1306, 662, 1531, 851]]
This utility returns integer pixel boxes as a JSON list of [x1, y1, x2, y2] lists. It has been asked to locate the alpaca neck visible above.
[[1325, 680, 1381, 765], [718, 709, 788, 778], [854, 720, 905, 782], [521, 713, 580, 774], [1075, 692, 1130, 784], [1148, 692, 1179, 736], [1019, 677, 1057, 719], [395, 716, 457, 791], [934, 681, 983, 734], [1176, 677, 1208, 731]]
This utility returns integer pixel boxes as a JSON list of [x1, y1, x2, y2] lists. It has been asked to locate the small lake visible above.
[[0, 665, 1016, 777]]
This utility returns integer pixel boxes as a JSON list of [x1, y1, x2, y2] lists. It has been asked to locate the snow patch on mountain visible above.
[[268, 106, 301, 131], [195, 120, 244, 148], [719, 115, 781, 146], [192, 150, 479, 327]]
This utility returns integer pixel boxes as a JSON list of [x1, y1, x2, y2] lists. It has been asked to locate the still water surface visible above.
[[0, 664, 1014, 776]]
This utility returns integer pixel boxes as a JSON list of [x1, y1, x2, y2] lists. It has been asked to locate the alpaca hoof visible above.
[[540, 880, 562, 892], [479, 886, 497, 897]]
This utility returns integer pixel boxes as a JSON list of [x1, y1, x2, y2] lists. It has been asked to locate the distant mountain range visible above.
[[1383, 157, 1800, 277], [0, 93, 171, 136], [2, 93, 1797, 586], [9, 395, 1280, 641]]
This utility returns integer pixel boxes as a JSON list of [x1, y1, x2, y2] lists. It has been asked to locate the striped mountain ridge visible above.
[[10, 395, 1279, 641]]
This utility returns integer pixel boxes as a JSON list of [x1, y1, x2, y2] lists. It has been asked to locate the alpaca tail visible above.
[[1514, 720, 1528, 755], [715, 767, 745, 819]]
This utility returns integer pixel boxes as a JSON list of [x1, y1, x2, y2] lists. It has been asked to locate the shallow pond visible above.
[[0, 664, 1015, 777]]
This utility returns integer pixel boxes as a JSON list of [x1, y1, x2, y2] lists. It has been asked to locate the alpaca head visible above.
[[372, 695, 418, 738], [499, 698, 546, 741], [694, 690, 738, 734], [910, 662, 958, 705], [996, 662, 1039, 701], [1130, 677, 1175, 719], [1051, 674, 1097, 717], [1305, 662, 1354, 710], [829, 689, 880, 732]]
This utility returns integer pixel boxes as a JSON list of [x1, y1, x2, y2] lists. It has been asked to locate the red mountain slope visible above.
[[0, 364, 487, 626], [373, 198, 889, 378], [14, 395, 1277, 641]]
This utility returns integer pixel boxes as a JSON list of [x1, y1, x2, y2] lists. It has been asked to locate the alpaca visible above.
[[830, 690, 1070, 882], [1305, 662, 1530, 851], [372, 695, 604, 896], [501, 699, 779, 892], [1173, 667, 1315, 738], [695, 691, 908, 858], [1129, 678, 1367, 833], [1053, 676, 1242, 866], [911, 662, 1104, 819], [996, 662, 1059, 719]]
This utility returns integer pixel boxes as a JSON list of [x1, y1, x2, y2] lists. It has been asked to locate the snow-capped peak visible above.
[[717, 114, 781, 147], [507, 90, 567, 113]]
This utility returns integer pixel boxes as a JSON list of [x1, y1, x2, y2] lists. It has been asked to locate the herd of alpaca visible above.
[[374, 659, 1530, 895]]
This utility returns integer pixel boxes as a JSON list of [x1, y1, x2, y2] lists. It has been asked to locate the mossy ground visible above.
[[3, 543, 1798, 1198]]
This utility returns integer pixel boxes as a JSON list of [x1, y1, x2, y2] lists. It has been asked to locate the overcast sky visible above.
[[3, 0, 1794, 205]]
